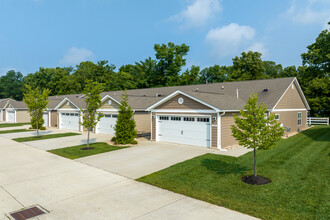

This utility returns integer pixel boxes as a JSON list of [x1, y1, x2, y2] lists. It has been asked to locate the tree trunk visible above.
[[36, 114, 39, 137], [87, 129, 90, 149], [254, 148, 257, 177]]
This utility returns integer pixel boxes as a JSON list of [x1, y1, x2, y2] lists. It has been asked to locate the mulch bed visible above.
[[242, 175, 271, 185]]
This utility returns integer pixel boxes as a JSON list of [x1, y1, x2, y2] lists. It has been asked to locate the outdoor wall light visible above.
[[213, 116, 217, 121]]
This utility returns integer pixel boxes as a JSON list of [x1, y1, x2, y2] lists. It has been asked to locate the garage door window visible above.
[[197, 117, 209, 122], [112, 115, 118, 118], [159, 116, 169, 120], [105, 115, 111, 118], [171, 117, 181, 121], [183, 117, 194, 122]]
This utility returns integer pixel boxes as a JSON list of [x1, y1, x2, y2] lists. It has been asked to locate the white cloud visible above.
[[205, 23, 256, 58], [284, 0, 330, 27], [60, 47, 95, 66], [0, 67, 16, 76], [244, 42, 267, 57], [168, 0, 221, 29]]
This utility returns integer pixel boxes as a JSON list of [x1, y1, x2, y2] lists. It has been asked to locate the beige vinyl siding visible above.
[[2, 110, 5, 121], [157, 94, 211, 110], [59, 102, 77, 110], [99, 98, 120, 110], [275, 82, 306, 109], [16, 110, 30, 123], [51, 111, 58, 127], [273, 110, 308, 132], [134, 112, 151, 133], [151, 112, 217, 148], [221, 113, 239, 148]]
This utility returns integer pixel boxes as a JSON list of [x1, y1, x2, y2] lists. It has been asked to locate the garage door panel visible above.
[[61, 113, 79, 131], [7, 111, 15, 123], [157, 115, 211, 148], [43, 113, 48, 127], [97, 114, 117, 134]]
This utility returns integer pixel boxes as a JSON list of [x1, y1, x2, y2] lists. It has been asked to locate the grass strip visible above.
[[13, 132, 81, 142], [48, 142, 129, 159]]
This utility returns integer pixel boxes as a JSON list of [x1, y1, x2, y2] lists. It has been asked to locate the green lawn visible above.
[[138, 126, 330, 220], [0, 122, 30, 128], [0, 129, 31, 134], [48, 142, 129, 159], [13, 132, 81, 142]]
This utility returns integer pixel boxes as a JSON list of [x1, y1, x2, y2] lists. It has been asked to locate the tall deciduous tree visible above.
[[230, 51, 266, 81], [0, 70, 24, 100], [300, 24, 330, 116], [152, 42, 190, 86], [80, 80, 104, 149], [231, 94, 284, 181], [113, 91, 137, 144], [23, 85, 50, 137]]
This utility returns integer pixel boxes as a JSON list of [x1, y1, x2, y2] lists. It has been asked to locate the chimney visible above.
[[236, 89, 239, 99]]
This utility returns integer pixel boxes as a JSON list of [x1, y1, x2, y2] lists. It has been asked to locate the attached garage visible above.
[[60, 113, 80, 131], [156, 115, 211, 147], [6, 110, 15, 123], [96, 114, 117, 134]]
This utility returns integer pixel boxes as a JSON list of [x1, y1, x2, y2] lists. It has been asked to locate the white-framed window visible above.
[[297, 112, 302, 126], [275, 114, 280, 120], [178, 97, 184, 104]]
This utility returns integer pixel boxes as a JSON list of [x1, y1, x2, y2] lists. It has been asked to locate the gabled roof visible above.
[[4, 100, 28, 109], [54, 97, 82, 110], [101, 77, 301, 111]]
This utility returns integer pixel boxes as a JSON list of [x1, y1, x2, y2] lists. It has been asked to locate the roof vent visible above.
[[156, 93, 162, 97], [143, 95, 146, 97], [196, 88, 199, 92], [221, 86, 224, 90], [263, 88, 268, 92]]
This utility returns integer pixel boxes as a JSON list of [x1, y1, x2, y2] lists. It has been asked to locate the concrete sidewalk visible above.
[[0, 137, 257, 220]]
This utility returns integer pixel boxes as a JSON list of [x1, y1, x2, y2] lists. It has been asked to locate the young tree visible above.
[[113, 91, 137, 144], [80, 80, 104, 149], [231, 93, 284, 181], [23, 85, 50, 137]]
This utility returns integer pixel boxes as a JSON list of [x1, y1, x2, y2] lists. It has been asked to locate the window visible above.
[[112, 115, 118, 118], [275, 114, 280, 120], [298, 112, 302, 126], [159, 116, 169, 120], [197, 117, 209, 122], [183, 117, 194, 122], [171, 116, 181, 121]]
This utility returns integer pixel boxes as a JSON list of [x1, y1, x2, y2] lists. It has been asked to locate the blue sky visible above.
[[0, 0, 329, 75]]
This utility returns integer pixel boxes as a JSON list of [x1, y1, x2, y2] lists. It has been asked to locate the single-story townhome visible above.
[[94, 77, 309, 149], [1, 100, 30, 123]]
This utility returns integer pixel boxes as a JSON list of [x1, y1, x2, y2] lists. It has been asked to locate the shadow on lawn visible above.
[[300, 126, 330, 142], [202, 159, 250, 175]]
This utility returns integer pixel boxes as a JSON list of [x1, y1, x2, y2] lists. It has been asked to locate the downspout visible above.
[[218, 111, 226, 151]]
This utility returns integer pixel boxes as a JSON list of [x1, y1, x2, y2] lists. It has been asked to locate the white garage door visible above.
[[157, 115, 211, 147], [97, 114, 117, 134], [7, 111, 15, 123], [43, 112, 48, 127], [60, 113, 80, 131]]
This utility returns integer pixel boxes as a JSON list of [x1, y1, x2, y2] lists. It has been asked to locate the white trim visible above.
[[271, 109, 307, 112], [272, 78, 295, 110], [155, 113, 212, 148], [146, 90, 220, 112], [217, 112, 220, 150], [150, 112, 153, 141], [54, 97, 80, 110], [97, 109, 119, 112], [293, 78, 310, 110], [57, 109, 81, 112], [151, 109, 217, 114], [101, 95, 121, 105], [48, 111, 51, 127]]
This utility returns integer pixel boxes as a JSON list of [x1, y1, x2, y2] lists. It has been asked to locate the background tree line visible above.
[[0, 26, 328, 117]]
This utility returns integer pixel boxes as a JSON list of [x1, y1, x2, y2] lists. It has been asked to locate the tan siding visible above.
[[99, 98, 120, 110], [156, 94, 211, 110], [273, 110, 308, 133], [221, 113, 239, 148], [2, 110, 5, 121], [58, 102, 77, 110], [16, 110, 30, 123], [134, 112, 151, 133], [51, 111, 58, 128], [275, 83, 306, 109], [152, 112, 217, 148]]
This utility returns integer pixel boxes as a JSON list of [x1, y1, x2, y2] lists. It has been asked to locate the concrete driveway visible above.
[[77, 140, 251, 179], [0, 137, 257, 220]]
